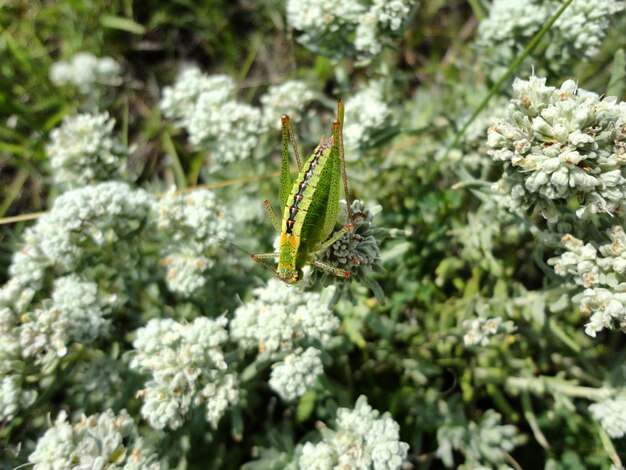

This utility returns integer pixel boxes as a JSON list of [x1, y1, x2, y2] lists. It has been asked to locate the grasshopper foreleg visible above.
[[251, 252, 280, 276], [318, 223, 353, 251], [263, 199, 281, 233]]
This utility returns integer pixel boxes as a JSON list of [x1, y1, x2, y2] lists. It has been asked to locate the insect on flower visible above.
[[252, 98, 354, 284]]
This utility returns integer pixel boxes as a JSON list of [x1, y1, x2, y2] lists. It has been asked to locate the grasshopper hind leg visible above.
[[311, 258, 351, 279]]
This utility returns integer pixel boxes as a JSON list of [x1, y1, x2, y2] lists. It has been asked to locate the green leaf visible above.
[[296, 389, 316, 423], [100, 15, 146, 35], [607, 48, 625, 98]]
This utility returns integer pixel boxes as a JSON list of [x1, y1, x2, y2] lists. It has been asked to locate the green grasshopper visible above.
[[252, 98, 354, 284]]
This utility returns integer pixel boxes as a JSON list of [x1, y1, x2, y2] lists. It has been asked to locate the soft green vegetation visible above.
[[1, 0, 626, 468]]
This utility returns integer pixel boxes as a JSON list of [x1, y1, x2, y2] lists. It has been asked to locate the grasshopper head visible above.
[[277, 266, 303, 284]]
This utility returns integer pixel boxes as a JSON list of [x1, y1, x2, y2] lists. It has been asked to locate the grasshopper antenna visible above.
[[212, 236, 281, 276]]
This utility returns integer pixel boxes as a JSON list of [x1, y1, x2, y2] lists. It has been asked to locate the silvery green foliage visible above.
[[260, 80, 315, 130], [315, 200, 386, 302], [286, 0, 414, 58], [28, 409, 163, 469], [0, 182, 152, 313], [0, 308, 36, 421], [436, 410, 519, 469], [448, 96, 509, 173], [19, 275, 114, 366], [155, 188, 232, 295], [46, 112, 129, 188], [549, 227, 626, 337], [231, 279, 339, 359], [131, 316, 238, 430], [463, 316, 516, 347], [298, 395, 409, 470], [49, 52, 121, 94], [344, 81, 392, 150], [160, 67, 262, 169], [268, 346, 323, 401], [589, 396, 626, 438], [476, 0, 624, 75], [488, 76, 626, 222]]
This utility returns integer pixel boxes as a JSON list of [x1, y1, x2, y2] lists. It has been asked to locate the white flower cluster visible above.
[[131, 316, 238, 430], [344, 82, 392, 150], [549, 227, 626, 337], [436, 410, 518, 468], [286, 0, 413, 58], [28, 409, 162, 469], [260, 80, 315, 130], [0, 182, 152, 312], [160, 67, 262, 168], [46, 112, 129, 187], [19, 275, 114, 365], [462, 316, 516, 347], [298, 395, 409, 470], [476, 0, 624, 74], [269, 347, 323, 401], [589, 396, 626, 439], [547, 0, 625, 65], [155, 188, 232, 295], [160, 68, 235, 124], [49, 52, 121, 94], [488, 76, 626, 222], [231, 279, 340, 359]]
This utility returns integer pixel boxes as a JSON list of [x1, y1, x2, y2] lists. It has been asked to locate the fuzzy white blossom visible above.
[[131, 316, 238, 430], [489, 76, 626, 222], [354, 0, 413, 55], [231, 279, 340, 359], [547, 0, 625, 63], [155, 188, 232, 295], [187, 99, 263, 167], [463, 316, 516, 347], [344, 82, 392, 150], [19, 275, 114, 365], [298, 395, 409, 470], [49, 52, 121, 94], [269, 347, 323, 401], [160, 68, 235, 124], [589, 396, 626, 439], [0, 182, 151, 315], [476, 0, 624, 75], [160, 68, 263, 169], [28, 409, 162, 469], [549, 227, 626, 337], [286, 0, 414, 58], [46, 112, 129, 187], [35, 182, 150, 269], [260, 80, 315, 129]]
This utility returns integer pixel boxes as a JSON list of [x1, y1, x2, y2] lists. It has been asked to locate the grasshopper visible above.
[[252, 98, 354, 284]]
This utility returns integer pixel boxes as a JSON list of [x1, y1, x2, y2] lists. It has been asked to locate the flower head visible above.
[[298, 395, 409, 470], [46, 113, 129, 187], [131, 316, 238, 430], [49, 52, 121, 94], [489, 76, 626, 221]]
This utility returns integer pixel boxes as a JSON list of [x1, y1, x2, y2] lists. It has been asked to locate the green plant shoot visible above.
[[252, 98, 354, 284]]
